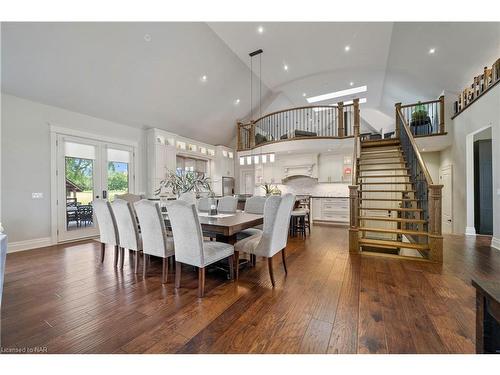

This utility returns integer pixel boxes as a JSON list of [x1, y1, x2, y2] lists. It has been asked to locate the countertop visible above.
[[311, 196, 349, 199]]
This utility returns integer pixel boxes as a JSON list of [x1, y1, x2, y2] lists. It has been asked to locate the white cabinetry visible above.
[[146, 129, 176, 198], [318, 154, 343, 183], [311, 197, 349, 225], [212, 146, 235, 196]]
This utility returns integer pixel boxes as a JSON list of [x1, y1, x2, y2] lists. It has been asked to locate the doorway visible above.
[[474, 130, 493, 235], [240, 169, 255, 195], [439, 165, 453, 234], [55, 133, 135, 242]]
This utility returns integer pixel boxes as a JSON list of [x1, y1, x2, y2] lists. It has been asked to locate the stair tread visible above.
[[358, 174, 410, 178], [359, 227, 428, 235], [359, 216, 426, 223], [359, 190, 416, 192], [361, 181, 413, 185], [358, 161, 406, 165], [359, 168, 410, 172], [360, 198, 419, 201], [359, 207, 422, 212], [359, 238, 429, 250]]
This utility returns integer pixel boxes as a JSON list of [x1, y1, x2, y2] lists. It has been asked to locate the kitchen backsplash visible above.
[[258, 176, 349, 197]]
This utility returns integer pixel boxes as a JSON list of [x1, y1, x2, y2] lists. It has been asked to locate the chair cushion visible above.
[[234, 233, 262, 255], [236, 227, 263, 241], [200, 241, 234, 267]]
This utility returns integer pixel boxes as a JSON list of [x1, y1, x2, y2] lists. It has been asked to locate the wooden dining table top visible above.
[[163, 211, 263, 238]]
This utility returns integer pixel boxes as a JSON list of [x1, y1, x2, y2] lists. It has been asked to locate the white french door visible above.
[[56, 134, 135, 242]]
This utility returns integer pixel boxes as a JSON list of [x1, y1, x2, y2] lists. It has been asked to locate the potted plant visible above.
[[261, 183, 281, 196], [156, 170, 213, 198], [410, 102, 432, 135]]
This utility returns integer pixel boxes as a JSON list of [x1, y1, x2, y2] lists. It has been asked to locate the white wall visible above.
[[1, 94, 145, 244], [445, 84, 499, 242], [421, 151, 441, 184]]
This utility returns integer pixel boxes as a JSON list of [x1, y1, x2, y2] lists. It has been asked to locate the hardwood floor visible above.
[[0, 226, 498, 354]]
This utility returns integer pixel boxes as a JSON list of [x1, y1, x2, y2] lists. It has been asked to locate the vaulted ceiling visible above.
[[2, 22, 499, 145]]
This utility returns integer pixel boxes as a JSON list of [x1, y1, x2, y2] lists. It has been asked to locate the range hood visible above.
[[282, 164, 317, 181]]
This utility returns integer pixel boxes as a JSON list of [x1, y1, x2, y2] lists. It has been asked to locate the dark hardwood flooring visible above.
[[0, 226, 498, 354]]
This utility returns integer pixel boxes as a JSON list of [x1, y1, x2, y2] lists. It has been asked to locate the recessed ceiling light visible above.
[[257, 25, 264, 34], [344, 45, 351, 52], [200, 75, 207, 83], [283, 64, 289, 71], [144, 34, 151, 42], [429, 48, 436, 54], [349, 82, 354, 86], [307, 85, 367, 104], [234, 98, 240, 105], [302, 93, 307, 97]]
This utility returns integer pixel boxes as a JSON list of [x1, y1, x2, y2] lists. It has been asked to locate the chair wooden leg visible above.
[[234, 251, 240, 280], [228, 255, 234, 280], [175, 261, 182, 289], [100, 243, 105, 263], [281, 248, 288, 275], [268, 257, 275, 287], [143, 254, 148, 279], [162, 258, 168, 284], [134, 251, 139, 274], [113, 245, 119, 268], [120, 247, 125, 269], [198, 267, 206, 298]]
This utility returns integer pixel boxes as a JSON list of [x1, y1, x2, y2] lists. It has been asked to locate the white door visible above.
[[240, 169, 255, 195], [440, 165, 453, 234], [56, 134, 135, 242]]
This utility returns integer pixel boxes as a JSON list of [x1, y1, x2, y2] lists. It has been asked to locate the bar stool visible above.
[[290, 210, 307, 237]]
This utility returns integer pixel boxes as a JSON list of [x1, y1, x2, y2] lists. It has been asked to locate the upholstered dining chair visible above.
[[166, 200, 235, 297], [233, 194, 295, 287], [237, 196, 267, 240], [178, 191, 197, 206], [134, 200, 175, 283], [111, 199, 143, 272], [93, 199, 120, 266], [197, 197, 210, 212], [217, 196, 238, 213]]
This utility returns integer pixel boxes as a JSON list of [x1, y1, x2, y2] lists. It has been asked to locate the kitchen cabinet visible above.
[[311, 197, 349, 225], [318, 154, 344, 183]]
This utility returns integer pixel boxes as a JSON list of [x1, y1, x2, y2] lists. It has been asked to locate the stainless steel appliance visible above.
[[222, 177, 235, 196]]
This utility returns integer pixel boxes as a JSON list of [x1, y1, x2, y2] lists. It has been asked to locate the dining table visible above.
[[162, 211, 263, 245]]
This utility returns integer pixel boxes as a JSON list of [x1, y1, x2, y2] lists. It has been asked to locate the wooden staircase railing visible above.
[[396, 96, 445, 138], [237, 99, 357, 151], [349, 99, 360, 253], [396, 106, 443, 262]]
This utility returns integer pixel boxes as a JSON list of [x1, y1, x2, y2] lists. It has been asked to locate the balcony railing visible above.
[[453, 57, 500, 118], [237, 99, 360, 151], [396, 96, 445, 138]]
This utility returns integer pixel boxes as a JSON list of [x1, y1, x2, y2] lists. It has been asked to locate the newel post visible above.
[[249, 121, 256, 148], [395, 102, 401, 138], [439, 95, 445, 134], [337, 101, 344, 137], [349, 185, 359, 253], [353, 98, 360, 137], [428, 184, 443, 263], [237, 122, 242, 151]]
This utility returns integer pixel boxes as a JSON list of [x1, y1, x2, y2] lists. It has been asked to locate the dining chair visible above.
[[166, 200, 235, 297], [217, 196, 238, 213], [237, 196, 267, 241], [134, 200, 175, 283], [111, 199, 143, 272], [178, 191, 197, 206], [197, 197, 210, 212], [93, 199, 120, 267], [233, 193, 295, 287]]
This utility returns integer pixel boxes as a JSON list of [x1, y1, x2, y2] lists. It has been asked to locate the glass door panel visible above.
[[106, 147, 132, 201]]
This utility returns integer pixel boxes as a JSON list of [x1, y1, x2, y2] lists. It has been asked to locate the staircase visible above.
[[348, 102, 443, 263], [357, 138, 429, 257]]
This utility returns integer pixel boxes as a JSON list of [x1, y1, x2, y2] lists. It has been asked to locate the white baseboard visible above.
[[465, 226, 477, 236], [7, 237, 53, 253], [492, 237, 500, 251]]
